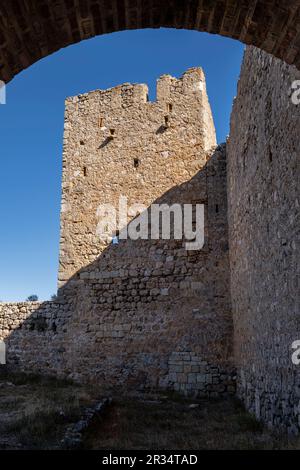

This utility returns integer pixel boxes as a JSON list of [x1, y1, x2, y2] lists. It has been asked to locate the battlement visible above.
[[156, 67, 206, 102], [65, 67, 208, 110], [65, 82, 149, 109], [63, 67, 216, 156]]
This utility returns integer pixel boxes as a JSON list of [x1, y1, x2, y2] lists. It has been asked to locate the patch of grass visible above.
[[0, 372, 100, 449], [0, 372, 299, 451], [0, 396, 24, 412], [236, 413, 264, 433], [5, 401, 83, 448], [83, 396, 300, 450]]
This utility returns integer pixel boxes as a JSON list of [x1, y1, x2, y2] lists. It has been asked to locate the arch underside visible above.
[[1, 0, 300, 83]]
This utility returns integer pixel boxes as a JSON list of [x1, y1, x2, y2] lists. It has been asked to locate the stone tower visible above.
[[55, 68, 235, 394], [58, 68, 216, 285]]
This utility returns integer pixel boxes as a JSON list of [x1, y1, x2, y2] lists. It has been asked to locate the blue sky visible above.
[[0, 28, 244, 301]]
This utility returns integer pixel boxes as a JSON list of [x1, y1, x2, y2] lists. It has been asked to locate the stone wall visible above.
[[57, 143, 234, 395], [0, 69, 235, 397], [227, 47, 300, 433], [0, 301, 67, 376]]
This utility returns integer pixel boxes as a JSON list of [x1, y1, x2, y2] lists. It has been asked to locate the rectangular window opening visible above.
[[113, 230, 119, 245]]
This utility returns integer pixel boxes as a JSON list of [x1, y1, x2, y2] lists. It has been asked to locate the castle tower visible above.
[[59, 68, 216, 286], [56, 68, 234, 395]]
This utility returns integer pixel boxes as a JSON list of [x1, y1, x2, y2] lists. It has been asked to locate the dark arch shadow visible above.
[[1, 1, 300, 83]]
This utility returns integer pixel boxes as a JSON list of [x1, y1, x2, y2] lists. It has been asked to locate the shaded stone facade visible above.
[[1, 0, 300, 83], [227, 47, 300, 434]]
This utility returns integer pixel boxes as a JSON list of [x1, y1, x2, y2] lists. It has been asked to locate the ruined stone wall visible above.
[[0, 301, 68, 376], [0, 70, 235, 396], [228, 47, 300, 433]]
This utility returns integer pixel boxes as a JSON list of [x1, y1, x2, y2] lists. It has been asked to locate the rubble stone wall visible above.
[[227, 47, 300, 433], [0, 301, 68, 377]]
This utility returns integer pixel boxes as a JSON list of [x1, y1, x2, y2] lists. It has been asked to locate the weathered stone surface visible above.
[[227, 47, 300, 433], [59, 67, 216, 283]]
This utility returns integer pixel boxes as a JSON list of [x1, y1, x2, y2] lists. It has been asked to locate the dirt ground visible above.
[[83, 393, 300, 450], [0, 371, 299, 450]]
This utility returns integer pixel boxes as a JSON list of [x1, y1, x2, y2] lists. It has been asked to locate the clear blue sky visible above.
[[0, 28, 244, 301]]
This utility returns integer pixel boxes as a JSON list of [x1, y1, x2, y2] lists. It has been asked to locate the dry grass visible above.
[[0, 372, 299, 450], [0, 371, 98, 449], [83, 392, 300, 450]]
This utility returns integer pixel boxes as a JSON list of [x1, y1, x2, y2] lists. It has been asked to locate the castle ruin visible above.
[[0, 47, 299, 434]]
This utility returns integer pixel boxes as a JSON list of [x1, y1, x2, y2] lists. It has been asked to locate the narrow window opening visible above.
[[215, 204, 219, 214], [0, 340, 6, 364], [108, 128, 116, 141], [99, 117, 104, 128], [269, 148, 273, 163], [134, 158, 140, 168], [83, 166, 87, 177], [113, 230, 119, 245], [164, 116, 170, 128], [167, 103, 173, 113]]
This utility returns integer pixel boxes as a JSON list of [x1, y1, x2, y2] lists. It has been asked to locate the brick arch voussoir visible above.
[[1, 0, 300, 83]]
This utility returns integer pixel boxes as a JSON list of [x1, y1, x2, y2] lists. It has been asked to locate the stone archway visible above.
[[1, 0, 300, 83]]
